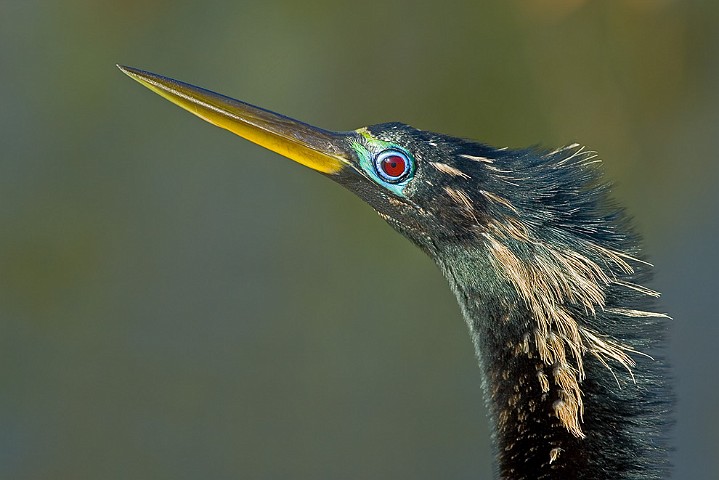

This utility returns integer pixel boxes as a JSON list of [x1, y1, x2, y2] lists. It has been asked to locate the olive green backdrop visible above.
[[1, 1, 716, 479]]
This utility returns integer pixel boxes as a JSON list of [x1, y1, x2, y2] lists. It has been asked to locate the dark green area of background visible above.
[[1, 1, 717, 479]]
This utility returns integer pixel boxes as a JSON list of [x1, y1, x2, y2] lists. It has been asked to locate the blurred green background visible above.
[[1, 1, 716, 478]]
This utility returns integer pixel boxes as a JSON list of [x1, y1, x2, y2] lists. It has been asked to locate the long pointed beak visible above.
[[117, 65, 352, 175]]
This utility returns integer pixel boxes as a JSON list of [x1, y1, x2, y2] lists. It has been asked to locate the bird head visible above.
[[117, 66, 528, 258]]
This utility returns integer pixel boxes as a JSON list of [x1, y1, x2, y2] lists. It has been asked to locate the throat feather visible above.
[[482, 227, 658, 438]]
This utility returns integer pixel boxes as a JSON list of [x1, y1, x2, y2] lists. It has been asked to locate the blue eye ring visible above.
[[374, 149, 413, 184]]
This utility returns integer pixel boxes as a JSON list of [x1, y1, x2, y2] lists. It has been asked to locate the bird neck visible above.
[[432, 243, 671, 480]]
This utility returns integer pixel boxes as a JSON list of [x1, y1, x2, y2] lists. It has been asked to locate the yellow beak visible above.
[[118, 65, 349, 175]]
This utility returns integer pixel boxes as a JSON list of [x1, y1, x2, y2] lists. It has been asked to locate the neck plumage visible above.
[[383, 141, 672, 478], [434, 236, 671, 480]]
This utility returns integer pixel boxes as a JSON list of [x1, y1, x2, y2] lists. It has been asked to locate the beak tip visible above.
[[117, 65, 147, 84]]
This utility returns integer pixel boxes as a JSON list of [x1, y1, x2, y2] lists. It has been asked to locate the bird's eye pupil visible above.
[[375, 150, 412, 183]]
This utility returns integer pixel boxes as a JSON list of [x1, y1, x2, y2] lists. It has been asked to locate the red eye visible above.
[[374, 150, 412, 183], [381, 155, 406, 177]]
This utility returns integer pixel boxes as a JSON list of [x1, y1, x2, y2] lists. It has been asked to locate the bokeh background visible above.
[[1, 1, 717, 478]]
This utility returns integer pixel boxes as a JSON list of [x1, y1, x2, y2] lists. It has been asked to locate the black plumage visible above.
[[346, 123, 672, 479]]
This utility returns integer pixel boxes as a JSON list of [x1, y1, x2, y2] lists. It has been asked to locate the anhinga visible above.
[[118, 65, 672, 479]]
